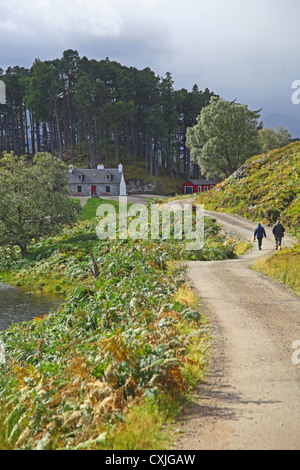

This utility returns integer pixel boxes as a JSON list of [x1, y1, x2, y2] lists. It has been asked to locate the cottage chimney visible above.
[[97, 164, 104, 169], [118, 163, 123, 173]]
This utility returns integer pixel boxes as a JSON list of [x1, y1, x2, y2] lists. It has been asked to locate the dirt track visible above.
[[173, 209, 300, 450]]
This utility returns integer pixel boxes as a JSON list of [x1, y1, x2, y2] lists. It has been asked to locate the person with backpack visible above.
[[254, 222, 267, 250], [272, 220, 285, 250]]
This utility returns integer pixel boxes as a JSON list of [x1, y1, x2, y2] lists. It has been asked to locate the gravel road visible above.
[[174, 209, 300, 450]]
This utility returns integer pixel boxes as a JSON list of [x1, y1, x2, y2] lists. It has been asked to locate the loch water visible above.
[[0, 282, 62, 330]]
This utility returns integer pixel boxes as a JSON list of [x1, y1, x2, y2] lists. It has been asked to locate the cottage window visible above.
[[78, 174, 83, 181], [198, 186, 202, 192], [77, 185, 82, 193], [106, 186, 111, 193], [204, 186, 208, 191], [106, 173, 112, 181]]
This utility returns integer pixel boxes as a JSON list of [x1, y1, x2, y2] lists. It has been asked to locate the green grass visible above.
[[78, 198, 129, 221], [253, 244, 300, 295]]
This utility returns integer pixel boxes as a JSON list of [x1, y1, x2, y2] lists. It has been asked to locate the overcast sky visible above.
[[1, 0, 300, 135]]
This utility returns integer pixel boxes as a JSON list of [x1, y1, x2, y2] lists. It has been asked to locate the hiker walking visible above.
[[254, 222, 267, 250], [272, 220, 285, 250]]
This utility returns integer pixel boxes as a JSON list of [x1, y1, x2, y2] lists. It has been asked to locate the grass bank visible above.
[[253, 244, 300, 296]]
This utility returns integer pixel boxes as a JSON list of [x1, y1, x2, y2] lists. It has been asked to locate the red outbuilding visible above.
[[182, 178, 216, 195]]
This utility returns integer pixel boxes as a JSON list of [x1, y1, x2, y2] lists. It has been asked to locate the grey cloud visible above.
[[1, 0, 300, 135]]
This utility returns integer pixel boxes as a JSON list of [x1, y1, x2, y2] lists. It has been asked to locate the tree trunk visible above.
[[90, 253, 99, 278], [19, 105, 25, 155], [154, 138, 159, 176], [132, 126, 137, 167], [24, 105, 30, 154], [114, 128, 119, 165], [50, 120, 55, 155], [105, 141, 109, 165], [125, 121, 130, 165], [187, 147, 191, 180], [11, 108, 16, 154], [149, 133, 153, 176], [30, 110, 35, 155], [69, 91, 74, 156], [54, 99, 63, 160], [63, 89, 69, 149], [19, 244, 27, 258], [36, 119, 41, 152]]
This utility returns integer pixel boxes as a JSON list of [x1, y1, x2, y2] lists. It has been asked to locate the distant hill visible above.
[[196, 142, 300, 237]]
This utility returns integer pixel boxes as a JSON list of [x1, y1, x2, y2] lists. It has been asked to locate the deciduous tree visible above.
[[0, 152, 79, 257], [258, 126, 291, 153], [186, 96, 261, 180]]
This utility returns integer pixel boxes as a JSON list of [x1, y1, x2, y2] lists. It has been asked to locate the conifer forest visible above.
[[0, 49, 216, 179]]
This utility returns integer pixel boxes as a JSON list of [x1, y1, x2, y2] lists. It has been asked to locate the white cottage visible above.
[[68, 164, 127, 197]]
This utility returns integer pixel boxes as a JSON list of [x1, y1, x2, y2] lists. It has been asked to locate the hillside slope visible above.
[[196, 142, 300, 237]]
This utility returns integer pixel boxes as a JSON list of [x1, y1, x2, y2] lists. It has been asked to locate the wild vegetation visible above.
[[0, 152, 79, 257], [2, 49, 292, 190], [186, 96, 262, 180], [196, 142, 300, 295], [0, 50, 298, 450], [196, 142, 300, 237], [0, 198, 245, 450], [258, 126, 291, 154]]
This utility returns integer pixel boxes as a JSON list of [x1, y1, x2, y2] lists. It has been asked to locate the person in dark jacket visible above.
[[272, 220, 285, 250], [254, 222, 267, 250]]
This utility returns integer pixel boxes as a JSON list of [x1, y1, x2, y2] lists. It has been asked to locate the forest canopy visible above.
[[0, 49, 216, 179]]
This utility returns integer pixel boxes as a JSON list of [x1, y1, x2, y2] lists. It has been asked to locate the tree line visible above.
[[0, 49, 216, 179]]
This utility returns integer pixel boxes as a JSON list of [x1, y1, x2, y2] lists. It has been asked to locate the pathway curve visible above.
[[171, 208, 300, 450]]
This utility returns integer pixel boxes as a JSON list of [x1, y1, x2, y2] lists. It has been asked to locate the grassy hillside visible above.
[[196, 142, 300, 237], [195, 142, 300, 295]]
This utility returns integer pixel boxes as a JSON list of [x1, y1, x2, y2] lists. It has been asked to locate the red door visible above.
[[91, 185, 96, 195]]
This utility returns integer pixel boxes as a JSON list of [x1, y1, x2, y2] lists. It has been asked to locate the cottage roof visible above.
[[184, 178, 215, 186], [68, 168, 123, 185]]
